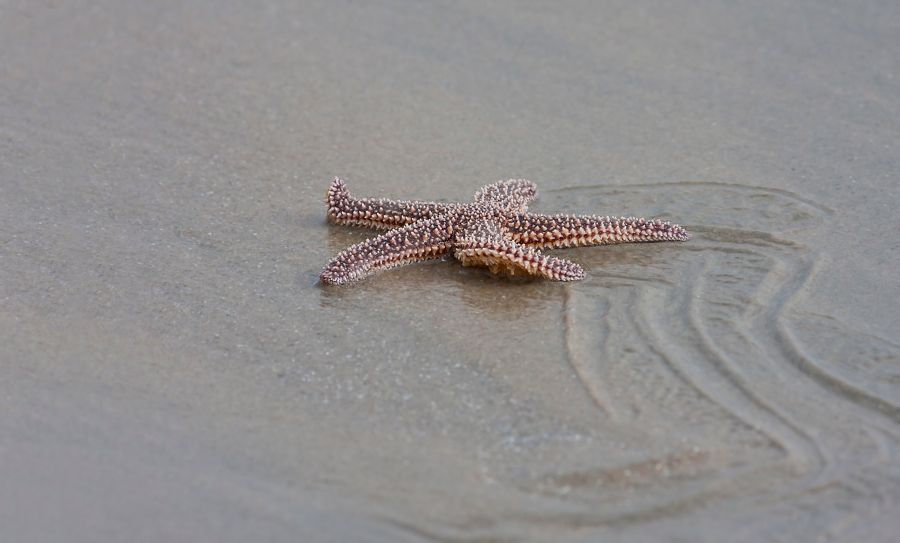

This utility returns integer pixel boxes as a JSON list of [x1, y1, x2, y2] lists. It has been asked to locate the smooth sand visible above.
[[2, 1, 899, 541]]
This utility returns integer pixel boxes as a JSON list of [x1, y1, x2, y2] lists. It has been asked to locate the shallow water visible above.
[[2, 1, 899, 541]]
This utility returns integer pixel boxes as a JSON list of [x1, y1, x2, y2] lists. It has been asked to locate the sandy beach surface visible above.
[[2, 1, 899, 541]]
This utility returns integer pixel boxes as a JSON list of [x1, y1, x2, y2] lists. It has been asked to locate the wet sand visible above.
[[2, 1, 899, 541]]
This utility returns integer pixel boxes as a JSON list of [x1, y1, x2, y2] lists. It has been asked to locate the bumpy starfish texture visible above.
[[320, 178, 689, 285]]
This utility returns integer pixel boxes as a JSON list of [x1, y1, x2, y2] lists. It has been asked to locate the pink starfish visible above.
[[320, 178, 689, 285]]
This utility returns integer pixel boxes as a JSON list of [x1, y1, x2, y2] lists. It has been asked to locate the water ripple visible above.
[[468, 181, 899, 536]]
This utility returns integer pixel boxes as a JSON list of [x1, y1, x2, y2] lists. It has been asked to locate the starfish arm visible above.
[[453, 218, 584, 281], [506, 213, 690, 249], [473, 179, 538, 212], [320, 216, 454, 285], [326, 177, 456, 230]]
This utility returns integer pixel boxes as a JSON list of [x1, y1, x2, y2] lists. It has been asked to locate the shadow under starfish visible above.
[[319, 178, 689, 285]]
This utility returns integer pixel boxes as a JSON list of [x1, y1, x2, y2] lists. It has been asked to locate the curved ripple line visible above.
[[768, 258, 900, 424], [548, 180, 835, 215], [688, 256, 828, 477], [645, 258, 825, 474], [562, 285, 615, 420]]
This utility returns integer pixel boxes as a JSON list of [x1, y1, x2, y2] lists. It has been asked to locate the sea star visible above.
[[320, 178, 689, 285]]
